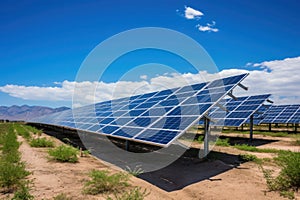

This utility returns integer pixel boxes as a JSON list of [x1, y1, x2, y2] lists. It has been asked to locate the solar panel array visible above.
[[200, 94, 271, 127], [29, 73, 248, 147], [259, 105, 300, 124], [246, 104, 271, 125]]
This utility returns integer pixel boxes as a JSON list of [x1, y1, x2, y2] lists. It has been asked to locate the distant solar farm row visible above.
[[28, 73, 299, 147]]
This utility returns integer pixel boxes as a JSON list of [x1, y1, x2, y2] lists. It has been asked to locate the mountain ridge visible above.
[[0, 105, 70, 121]]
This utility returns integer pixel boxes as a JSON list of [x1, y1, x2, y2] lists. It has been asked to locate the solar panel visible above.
[[259, 105, 300, 124], [200, 94, 271, 127], [28, 73, 248, 147]]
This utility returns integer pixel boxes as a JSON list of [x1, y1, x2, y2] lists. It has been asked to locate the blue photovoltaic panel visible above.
[[28, 73, 248, 147], [200, 94, 271, 127], [259, 105, 300, 124]]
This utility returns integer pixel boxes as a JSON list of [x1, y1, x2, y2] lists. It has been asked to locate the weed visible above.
[[234, 144, 281, 153], [12, 181, 34, 200], [261, 151, 300, 199], [83, 170, 130, 195], [107, 187, 149, 200], [197, 135, 204, 144], [13, 124, 31, 140], [238, 154, 261, 164], [30, 137, 54, 148], [125, 165, 144, 176], [215, 138, 230, 147], [53, 193, 72, 200], [0, 160, 30, 190], [48, 145, 78, 163], [293, 139, 300, 146]]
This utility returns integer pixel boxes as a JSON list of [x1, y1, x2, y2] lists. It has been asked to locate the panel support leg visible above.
[[199, 117, 210, 158], [295, 124, 298, 133], [269, 123, 272, 132], [249, 115, 254, 142]]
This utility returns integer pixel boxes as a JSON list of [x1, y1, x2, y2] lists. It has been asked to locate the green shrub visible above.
[[83, 170, 130, 195], [53, 193, 72, 200], [239, 154, 260, 163], [107, 187, 149, 200], [125, 165, 144, 176], [234, 144, 281, 153], [293, 139, 300, 146], [215, 138, 230, 147], [23, 125, 42, 136], [48, 145, 78, 163], [14, 124, 31, 140], [30, 137, 54, 148], [275, 151, 300, 191], [197, 135, 204, 144], [0, 159, 30, 190], [261, 151, 300, 199], [12, 181, 34, 200]]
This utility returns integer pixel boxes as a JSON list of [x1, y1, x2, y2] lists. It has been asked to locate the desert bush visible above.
[[0, 160, 30, 189], [197, 135, 204, 144], [14, 124, 31, 140], [238, 154, 260, 163], [30, 137, 54, 148], [83, 170, 130, 195], [53, 193, 72, 200], [125, 165, 144, 176], [48, 145, 78, 163], [12, 181, 34, 200], [234, 144, 281, 153], [261, 151, 300, 199], [107, 187, 149, 200], [215, 138, 230, 147]]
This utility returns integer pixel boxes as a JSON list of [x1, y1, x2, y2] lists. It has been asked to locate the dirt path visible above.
[[17, 133, 296, 200]]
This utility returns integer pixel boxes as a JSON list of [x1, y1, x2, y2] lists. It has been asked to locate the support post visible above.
[[295, 124, 298, 133], [199, 117, 210, 158], [269, 123, 272, 132], [249, 115, 254, 142], [125, 140, 130, 151]]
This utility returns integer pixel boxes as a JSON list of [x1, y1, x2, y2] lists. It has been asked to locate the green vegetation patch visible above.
[[107, 187, 149, 200], [262, 151, 300, 199], [215, 138, 230, 147], [30, 137, 54, 148], [83, 170, 130, 195], [233, 144, 283, 153], [48, 144, 78, 163]]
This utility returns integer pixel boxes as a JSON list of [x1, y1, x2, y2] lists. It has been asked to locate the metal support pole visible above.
[[269, 123, 271, 132], [199, 117, 210, 158], [295, 124, 298, 133], [125, 140, 130, 151], [249, 115, 254, 142]]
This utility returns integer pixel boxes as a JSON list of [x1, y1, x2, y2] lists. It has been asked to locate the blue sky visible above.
[[0, 0, 300, 107]]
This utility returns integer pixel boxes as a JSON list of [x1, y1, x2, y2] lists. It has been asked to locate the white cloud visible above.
[[184, 6, 203, 20], [140, 75, 148, 80], [0, 56, 300, 106], [196, 21, 219, 32]]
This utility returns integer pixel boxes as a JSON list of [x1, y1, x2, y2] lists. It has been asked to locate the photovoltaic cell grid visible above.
[[259, 105, 300, 124], [200, 94, 271, 127], [28, 73, 248, 147], [245, 104, 271, 125]]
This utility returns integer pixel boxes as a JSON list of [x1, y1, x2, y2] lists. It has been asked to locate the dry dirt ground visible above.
[[6, 132, 300, 200]]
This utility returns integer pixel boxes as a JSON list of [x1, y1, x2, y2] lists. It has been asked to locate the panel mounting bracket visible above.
[[238, 83, 248, 91]]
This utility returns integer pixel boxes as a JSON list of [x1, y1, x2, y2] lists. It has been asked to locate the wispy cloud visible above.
[[140, 75, 148, 80], [179, 6, 218, 33], [1, 56, 300, 106], [184, 6, 203, 20], [196, 21, 219, 32]]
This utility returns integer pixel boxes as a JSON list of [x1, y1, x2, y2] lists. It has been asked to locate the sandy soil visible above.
[[11, 132, 300, 200]]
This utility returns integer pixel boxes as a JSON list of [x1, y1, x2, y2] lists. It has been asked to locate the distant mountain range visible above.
[[0, 105, 70, 121]]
